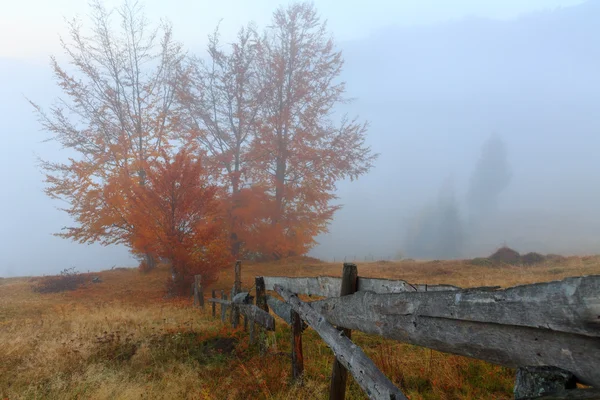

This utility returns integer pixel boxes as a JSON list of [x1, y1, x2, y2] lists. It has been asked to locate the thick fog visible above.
[[1, 0, 598, 276]]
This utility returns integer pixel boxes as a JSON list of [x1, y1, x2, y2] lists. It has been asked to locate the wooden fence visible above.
[[195, 262, 600, 400]]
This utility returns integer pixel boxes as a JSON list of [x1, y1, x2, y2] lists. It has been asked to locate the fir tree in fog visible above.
[[404, 183, 464, 260], [466, 134, 511, 224]]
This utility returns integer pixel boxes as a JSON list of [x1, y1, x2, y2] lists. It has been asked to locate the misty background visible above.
[[1, 0, 599, 276]]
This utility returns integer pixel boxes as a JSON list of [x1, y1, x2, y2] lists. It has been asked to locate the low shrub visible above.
[[32, 267, 86, 293], [521, 252, 546, 265]]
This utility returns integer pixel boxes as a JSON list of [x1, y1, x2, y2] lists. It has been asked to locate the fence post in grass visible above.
[[220, 290, 228, 323], [211, 289, 216, 318], [231, 260, 242, 328], [255, 277, 270, 355], [329, 263, 358, 400], [291, 309, 304, 384]]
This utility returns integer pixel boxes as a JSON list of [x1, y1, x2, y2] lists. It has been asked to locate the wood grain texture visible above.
[[307, 275, 600, 387], [275, 284, 407, 400]]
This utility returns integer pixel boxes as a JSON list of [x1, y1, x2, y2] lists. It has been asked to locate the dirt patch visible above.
[[202, 337, 238, 356]]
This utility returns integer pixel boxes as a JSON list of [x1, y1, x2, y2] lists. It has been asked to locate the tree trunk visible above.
[[144, 253, 157, 270]]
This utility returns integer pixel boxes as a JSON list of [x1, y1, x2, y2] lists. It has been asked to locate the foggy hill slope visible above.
[[310, 0, 600, 260]]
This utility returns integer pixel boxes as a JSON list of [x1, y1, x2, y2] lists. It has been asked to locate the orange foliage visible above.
[[176, 2, 378, 260], [34, 1, 377, 277], [115, 150, 232, 295]]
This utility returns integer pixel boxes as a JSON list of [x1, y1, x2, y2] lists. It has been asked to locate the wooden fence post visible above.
[[255, 277, 270, 354], [220, 290, 228, 323], [231, 261, 242, 328], [194, 275, 204, 309], [291, 309, 304, 384], [329, 263, 358, 400], [211, 289, 216, 318]]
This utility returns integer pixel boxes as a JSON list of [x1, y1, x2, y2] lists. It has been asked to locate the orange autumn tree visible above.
[[176, 2, 378, 261], [175, 24, 265, 258], [116, 149, 231, 295], [30, 0, 183, 270], [246, 2, 378, 259]]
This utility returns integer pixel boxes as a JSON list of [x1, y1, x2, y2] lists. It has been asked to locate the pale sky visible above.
[[0, 0, 585, 61]]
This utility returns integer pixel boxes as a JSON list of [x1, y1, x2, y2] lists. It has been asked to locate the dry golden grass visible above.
[[2, 255, 600, 400]]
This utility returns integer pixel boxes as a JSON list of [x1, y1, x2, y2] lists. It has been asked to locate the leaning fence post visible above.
[[329, 263, 358, 400], [255, 277, 270, 354], [231, 260, 242, 328], [220, 290, 228, 323], [211, 289, 216, 318], [291, 309, 304, 384]]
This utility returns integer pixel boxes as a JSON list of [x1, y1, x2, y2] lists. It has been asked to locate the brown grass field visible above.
[[2, 256, 600, 400]]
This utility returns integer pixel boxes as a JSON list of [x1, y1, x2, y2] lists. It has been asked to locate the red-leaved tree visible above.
[[113, 149, 231, 295]]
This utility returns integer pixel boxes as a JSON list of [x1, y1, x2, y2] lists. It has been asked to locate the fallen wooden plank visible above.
[[237, 304, 275, 331], [263, 275, 461, 297], [308, 275, 600, 387], [275, 285, 407, 400]]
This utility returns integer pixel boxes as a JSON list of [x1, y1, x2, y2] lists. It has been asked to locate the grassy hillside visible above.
[[2, 256, 600, 399]]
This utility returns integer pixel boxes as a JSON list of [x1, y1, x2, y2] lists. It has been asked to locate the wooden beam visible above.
[[307, 275, 600, 387], [311, 275, 600, 338], [330, 263, 358, 400], [275, 285, 407, 400], [263, 276, 461, 298]]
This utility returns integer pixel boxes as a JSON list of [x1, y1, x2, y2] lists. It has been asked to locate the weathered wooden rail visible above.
[[198, 261, 600, 400]]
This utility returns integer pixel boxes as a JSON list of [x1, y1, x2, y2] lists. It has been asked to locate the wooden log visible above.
[[330, 263, 358, 400], [312, 275, 600, 338], [256, 277, 270, 354], [220, 290, 228, 323], [307, 275, 600, 387], [291, 309, 304, 384], [275, 285, 406, 400], [211, 289, 216, 318], [263, 276, 460, 298]]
